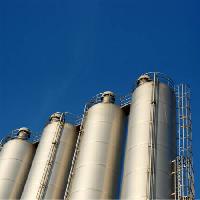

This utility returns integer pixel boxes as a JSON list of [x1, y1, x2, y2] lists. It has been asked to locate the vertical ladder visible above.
[[147, 73, 159, 200], [171, 159, 177, 199], [36, 113, 65, 200], [64, 105, 89, 200], [175, 84, 195, 200]]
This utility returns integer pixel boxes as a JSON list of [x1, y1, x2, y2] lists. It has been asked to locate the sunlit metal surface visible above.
[[121, 73, 177, 199], [21, 113, 77, 199], [0, 136, 35, 199], [66, 92, 126, 200]]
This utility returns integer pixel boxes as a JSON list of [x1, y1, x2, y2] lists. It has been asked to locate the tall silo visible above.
[[120, 73, 177, 199], [21, 112, 78, 199], [0, 128, 36, 199], [66, 91, 126, 200]]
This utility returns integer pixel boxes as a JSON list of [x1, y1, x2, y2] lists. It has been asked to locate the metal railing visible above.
[[63, 112, 82, 126], [84, 92, 133, 110], [0, 129, 41, 150], [144, 72, 175, 90], [120, 93, 132, 107]]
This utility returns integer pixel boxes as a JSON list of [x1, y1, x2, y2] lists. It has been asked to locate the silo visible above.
[[0, 128, 36, 199], [66, 91, 126, 200], [120, 73, 177, 199], [21, 112, 77, 199]]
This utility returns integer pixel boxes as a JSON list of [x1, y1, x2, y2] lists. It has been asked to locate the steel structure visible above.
[[0, 71, 195, 200], [172, 84, 195, 200]]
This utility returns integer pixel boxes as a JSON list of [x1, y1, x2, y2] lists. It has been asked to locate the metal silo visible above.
[[0, 128, 36, 199], [21, 112, 77, 199], [120, 72, 177, 199], [65, 91, 126, 200]]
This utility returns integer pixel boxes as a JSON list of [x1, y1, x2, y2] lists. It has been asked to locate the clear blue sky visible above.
[[0, 0, 199, 197]]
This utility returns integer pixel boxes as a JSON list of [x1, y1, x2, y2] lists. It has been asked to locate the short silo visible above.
[[120, 73, 177, 199], [0, 128, 36, 199], [21, 112, 78, 199], [67, 91, 126, 200]]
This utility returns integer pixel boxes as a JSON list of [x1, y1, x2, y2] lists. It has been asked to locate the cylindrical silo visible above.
[[67, 91, 126, 200], [120, 73, 177, 200], [0, 128, 36, 199], [21, 112, 78, 199]]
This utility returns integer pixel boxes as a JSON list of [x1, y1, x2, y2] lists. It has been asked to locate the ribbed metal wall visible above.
[[120, 76, 177, 199]]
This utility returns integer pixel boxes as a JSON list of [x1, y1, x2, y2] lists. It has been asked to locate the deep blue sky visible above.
[[0, 0, 199, 197]]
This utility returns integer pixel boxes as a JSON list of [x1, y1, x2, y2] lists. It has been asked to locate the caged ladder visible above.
[[172, 84, 195, 200]]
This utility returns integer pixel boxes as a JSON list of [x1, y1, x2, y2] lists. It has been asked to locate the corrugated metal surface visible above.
[[0, 138, 35, 199], [121, 80, 176, 199], [68, 99, 126, 199]]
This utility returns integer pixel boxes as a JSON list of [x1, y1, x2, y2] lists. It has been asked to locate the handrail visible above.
[[144, 72, 175, 90], [0, 129, 41, 149]]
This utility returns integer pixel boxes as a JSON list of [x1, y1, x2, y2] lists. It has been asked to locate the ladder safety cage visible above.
[[174, 84, 195, 200]]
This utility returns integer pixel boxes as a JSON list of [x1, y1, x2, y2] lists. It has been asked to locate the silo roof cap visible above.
[[101, 91, 115, 103], [18, 127, 31, 133], [49, 112, 64, 122], [17, 127, 31, 140], [50, 112, 62, 119], [101, 91, 115, 97], [137, 74, 151, 86]]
